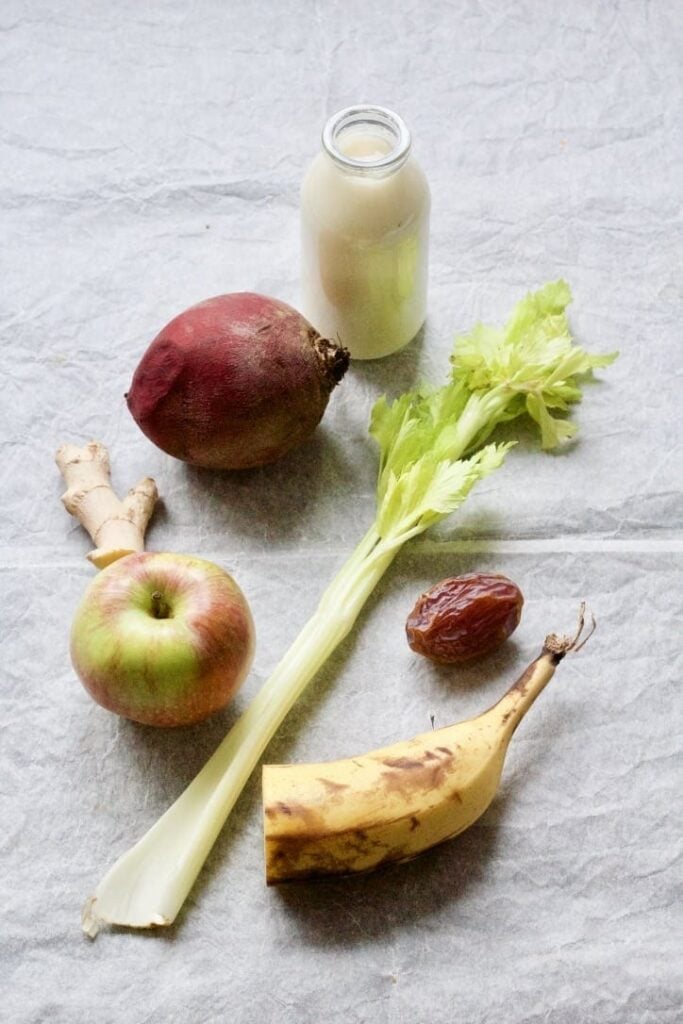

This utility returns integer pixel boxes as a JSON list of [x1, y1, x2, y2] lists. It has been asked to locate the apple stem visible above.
[[151, 591, 171, 619]]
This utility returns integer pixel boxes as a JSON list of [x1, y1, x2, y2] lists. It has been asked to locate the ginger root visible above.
[[56, 442, 158, 569]]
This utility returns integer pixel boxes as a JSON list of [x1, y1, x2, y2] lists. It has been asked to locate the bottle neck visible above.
[[321, 105, 411, 178]]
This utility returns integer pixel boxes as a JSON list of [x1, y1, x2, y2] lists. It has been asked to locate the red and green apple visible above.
[[70, 551, 255, 727]]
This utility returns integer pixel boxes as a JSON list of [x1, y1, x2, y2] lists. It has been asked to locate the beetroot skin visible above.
[[126, 293, 349, 470]]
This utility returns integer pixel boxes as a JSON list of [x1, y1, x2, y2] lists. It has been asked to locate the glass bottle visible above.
[[300, 105, 430, 360]]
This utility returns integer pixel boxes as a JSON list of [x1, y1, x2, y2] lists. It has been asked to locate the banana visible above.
[[262, 611, 593, 884]]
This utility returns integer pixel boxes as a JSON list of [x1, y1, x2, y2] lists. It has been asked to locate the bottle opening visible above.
[[322, 106, 411, 174]]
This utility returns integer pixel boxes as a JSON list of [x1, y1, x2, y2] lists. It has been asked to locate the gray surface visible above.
[[2, 1, 682, 1022]]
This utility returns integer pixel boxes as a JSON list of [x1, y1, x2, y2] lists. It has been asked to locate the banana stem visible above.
[[491, 649, 561, 741], [492, 605, 595, 740]]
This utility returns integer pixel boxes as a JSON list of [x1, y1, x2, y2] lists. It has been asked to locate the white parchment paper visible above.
[[2, 1, 681, 1021]]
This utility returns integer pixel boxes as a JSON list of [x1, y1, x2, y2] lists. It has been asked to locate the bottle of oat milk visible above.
[[301, 106, 430, 360]]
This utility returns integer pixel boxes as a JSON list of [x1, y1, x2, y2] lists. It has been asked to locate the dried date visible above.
[[406, 572, 524, 664]]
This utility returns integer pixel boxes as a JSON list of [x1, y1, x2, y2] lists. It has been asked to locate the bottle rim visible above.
[[322, 105, 411, 173]]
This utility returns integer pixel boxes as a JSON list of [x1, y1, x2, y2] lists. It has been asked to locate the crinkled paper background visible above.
[[1, 1, 681, 1021]]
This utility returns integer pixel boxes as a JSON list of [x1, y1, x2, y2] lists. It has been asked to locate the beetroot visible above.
[[126, 293, 349, 470]]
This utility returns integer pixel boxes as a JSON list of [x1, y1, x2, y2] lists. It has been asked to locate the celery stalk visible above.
[[82, 281, 616, 936]]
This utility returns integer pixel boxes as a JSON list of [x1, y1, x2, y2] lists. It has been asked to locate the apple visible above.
[[70, 551, 255, 727]]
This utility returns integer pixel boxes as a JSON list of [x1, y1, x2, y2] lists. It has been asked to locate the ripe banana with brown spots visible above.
[[262, 610, 593, 884]]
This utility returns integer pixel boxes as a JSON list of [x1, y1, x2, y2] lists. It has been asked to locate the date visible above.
[[406, 572, 524, 664]]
